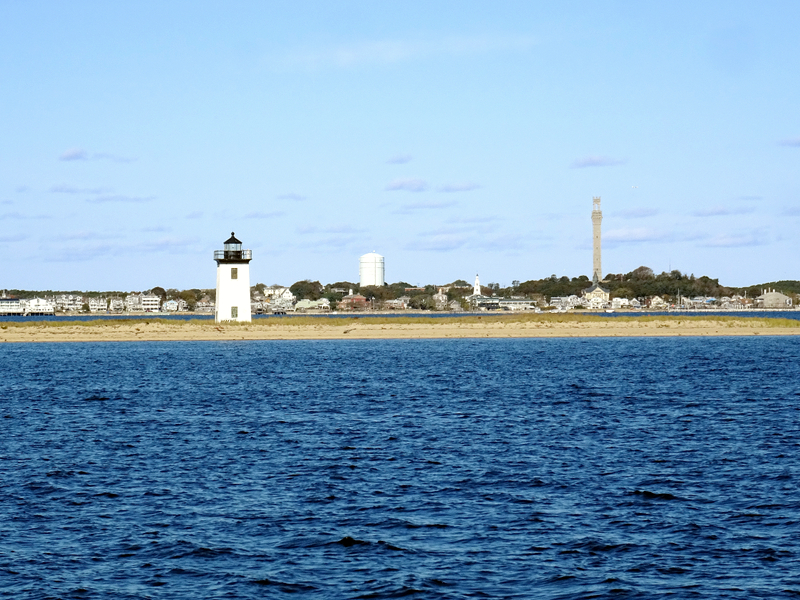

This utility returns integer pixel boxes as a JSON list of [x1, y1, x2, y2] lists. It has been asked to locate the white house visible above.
[[0, 297, 22, 315], [611, 297, 631, 310], [142, 294, 161, 312], [125, 294, 143, 312], [55, 294, 83, 312], [88, 297, 107, 313], [22, 297, 56, 315]]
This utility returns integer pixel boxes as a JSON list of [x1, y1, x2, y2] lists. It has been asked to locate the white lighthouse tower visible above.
[[214, 232, 252, 323]]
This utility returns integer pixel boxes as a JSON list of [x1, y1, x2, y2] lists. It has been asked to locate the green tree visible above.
[[290, 280, 323, 300], [409, 294, 435, 310], [179, 290, 198, 311], [611, 287, 634, 299]]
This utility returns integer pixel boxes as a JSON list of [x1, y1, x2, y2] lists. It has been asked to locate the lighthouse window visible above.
[[231, 268, 238, 280], [231, 306, 238, 318]]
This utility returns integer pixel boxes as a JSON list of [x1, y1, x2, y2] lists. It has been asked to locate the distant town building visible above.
[[125, 294, 143, 312], [433, 288, 448, 310], [88, 297, 107, 313], [22, 297, 56, 315], [295, 298, 331, 312], [359, 252, 385, 287], [550, 295, 583, 309], [756, 289, 793, 309], [0, 296, 22, 315], [214, 232, 252, 323], [384, 296, 410, 310], [498, 298, 538, 311], [55, 294, 83, 312], [196, 300, 215, 313], [583, 276, 610, 308], [339, 291, 368, 311], [142, 294, 161, 312]]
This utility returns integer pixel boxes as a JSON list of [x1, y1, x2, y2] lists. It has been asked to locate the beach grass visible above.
[[3, 313, 799, 329]]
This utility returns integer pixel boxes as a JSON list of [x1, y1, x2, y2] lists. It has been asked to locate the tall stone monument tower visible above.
[[592, 196, 603, 281]]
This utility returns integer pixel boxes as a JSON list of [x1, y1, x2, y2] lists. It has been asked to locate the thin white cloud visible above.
[[407, 234, 469, 252], [407, 229, 532, 253], [0, 211, 51, 220], [244, 210, 285, 219], [294, 225, 364, 250], [571, 156, 626, 168], [92, 152, 136, 163], [60, 148, 88, 161], [437, 183, 481, 193], [385, 179, 428, 192], [277, 193, 307, 201], [604, 228, 670, 244], [297, 225, 364, 235], [778, 137, 800, 147], [615, 208, 658, 219], [58, 148, 136, 162], [44, 236, 199, 263], [699, 231, 768, 247], [692, 205, 754, 217], [0, 234, 27, 243], [54, 231, 108, 241], [87, 194, 154, 204], [394, 200, 457, 214], [386, 154, 412, 164], [445, 216, 500, 224], [271, 34, 537, 70], [50, 184, 111, 194]]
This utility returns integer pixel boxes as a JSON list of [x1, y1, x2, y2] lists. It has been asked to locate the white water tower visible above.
[[214, 232, 252, 322], [359, 252, 385, 287]]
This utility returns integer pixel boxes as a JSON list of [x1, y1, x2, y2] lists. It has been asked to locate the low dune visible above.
[[2, 314, 800, 342]]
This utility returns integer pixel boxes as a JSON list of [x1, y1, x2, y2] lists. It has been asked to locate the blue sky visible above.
[[1, 1, 799, 290]]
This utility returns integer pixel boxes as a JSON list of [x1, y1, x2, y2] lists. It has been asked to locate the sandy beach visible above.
[[2, 314, 800, 342]]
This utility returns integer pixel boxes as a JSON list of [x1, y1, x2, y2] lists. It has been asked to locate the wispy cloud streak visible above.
[[385, 179, 427, 192], [438, 183, 481, 193], [571, 156, 626, 168]]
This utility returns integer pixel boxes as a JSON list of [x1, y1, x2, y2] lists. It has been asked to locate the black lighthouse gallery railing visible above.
[[214, 249, 252, 261]]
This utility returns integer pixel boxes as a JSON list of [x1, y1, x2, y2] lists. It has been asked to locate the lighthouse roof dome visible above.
[[225, 232, 241, 245]]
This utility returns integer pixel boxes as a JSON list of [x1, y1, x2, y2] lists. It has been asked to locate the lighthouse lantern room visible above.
[[214, 232, 252, 322]]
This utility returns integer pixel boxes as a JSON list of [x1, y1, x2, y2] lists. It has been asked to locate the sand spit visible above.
[[2, 314, 800, 343]]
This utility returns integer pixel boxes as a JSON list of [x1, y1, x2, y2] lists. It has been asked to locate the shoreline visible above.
[[2, 314, 800, 342]]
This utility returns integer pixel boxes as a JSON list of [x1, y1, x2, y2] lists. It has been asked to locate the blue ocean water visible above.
[[2, 337, 800, 599]]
